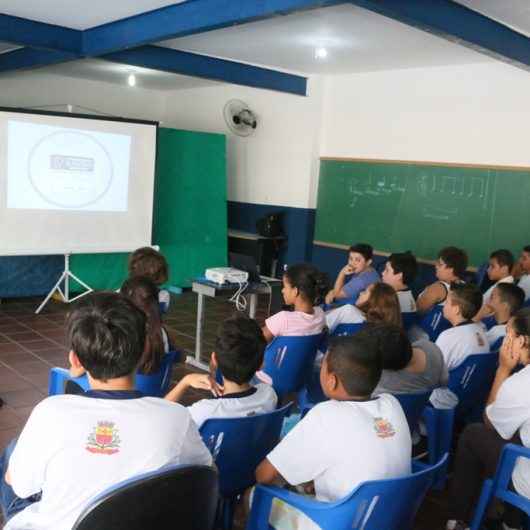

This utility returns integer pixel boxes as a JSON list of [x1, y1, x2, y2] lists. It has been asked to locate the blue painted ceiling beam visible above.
[[83, 0, 346, 56], [0, 13, 82, 54], [103, 45, 307, 95], [349, 0, 530, 71], [0, 47, 78, 73]]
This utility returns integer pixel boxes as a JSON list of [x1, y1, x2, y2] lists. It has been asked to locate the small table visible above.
[[189, 276, 282, 370]]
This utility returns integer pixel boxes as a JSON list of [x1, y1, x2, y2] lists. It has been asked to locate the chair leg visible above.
[[221, 497, 236, 530], [469, 480, 493, 530]]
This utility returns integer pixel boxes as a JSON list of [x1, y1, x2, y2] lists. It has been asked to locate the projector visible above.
[[205, 267, 249, 285]]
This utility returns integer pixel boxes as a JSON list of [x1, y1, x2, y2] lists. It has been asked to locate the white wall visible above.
[[321, 61, 530, 166], [163, 77, 325, 209]]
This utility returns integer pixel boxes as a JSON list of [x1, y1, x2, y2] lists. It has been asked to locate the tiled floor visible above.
[[0, 291, 449, 529]]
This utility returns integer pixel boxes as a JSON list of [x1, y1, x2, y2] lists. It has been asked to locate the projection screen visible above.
[[0, 108, 158, 256]]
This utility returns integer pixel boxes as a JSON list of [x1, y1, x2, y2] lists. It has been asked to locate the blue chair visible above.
[[199, 403, 292, 530], [419, 305, 451, 342], [470, 444, 530, 530], [72, 464, 218, 530], [393, 391, 431, 434], [48, 351, 181, 397], [482, 315, 497, 331], [246, 455, 448, 530], [333, 323, 365, 336], [261, 334, 325, 400], [475, 262, 489, 289]]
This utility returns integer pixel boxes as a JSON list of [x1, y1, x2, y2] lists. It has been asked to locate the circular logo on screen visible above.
[[28, 131, 114, 209]]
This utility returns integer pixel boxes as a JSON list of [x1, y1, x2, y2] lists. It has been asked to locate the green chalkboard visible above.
[[314, 158, 530, 266], [71, 128, 227, 290]]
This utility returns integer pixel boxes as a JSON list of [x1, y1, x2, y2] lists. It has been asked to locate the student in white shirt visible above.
[[514, 245, 530, 301], [475, 249, 515, 322], [430, 283, 490, 409], [0, 292, 212, 530], [447, 308, 530, 530], [381, 251, 418, 326], [165, 313, 277, 428], [483, 283, 525, 348], [255, 332, 411, 530]]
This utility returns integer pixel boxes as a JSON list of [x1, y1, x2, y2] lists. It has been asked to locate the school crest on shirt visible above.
[[373, 417, 396, 439], [86, 421, 121, 455], [476, 332, 486, 347]]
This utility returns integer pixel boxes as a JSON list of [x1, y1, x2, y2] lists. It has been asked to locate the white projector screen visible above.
[[0, 108, 158, 256]]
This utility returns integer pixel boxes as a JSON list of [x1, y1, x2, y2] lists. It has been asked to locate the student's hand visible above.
[[340, 264, 354, 276], [183, 373, 217, 392], [325, 290, 335, 305], [499, 335, 520, 373], [301, 482, 315, 495]]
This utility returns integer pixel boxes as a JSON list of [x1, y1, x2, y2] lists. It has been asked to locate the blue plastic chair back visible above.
[[72, 464, 218, 530], [482, 315, 497, 331], [393, 391, 431, 434], [470, 444, 530, 530], [448, 353, 498, 422], [402, 311, 419, 331], [333, 323, 365, 336], [475, 262, 489, 288], [261, 334, 324, 399], [247, 455, 448, 530], [48, 351, 180, 397], [419, 304, 451, 342], [199, 403, 292, 498]]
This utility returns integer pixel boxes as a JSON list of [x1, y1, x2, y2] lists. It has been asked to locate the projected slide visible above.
[[7, 120, 131, 211]]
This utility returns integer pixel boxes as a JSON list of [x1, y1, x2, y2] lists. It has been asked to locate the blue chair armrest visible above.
[[160, 350, 180, 394], [496, 444, 530, 491]]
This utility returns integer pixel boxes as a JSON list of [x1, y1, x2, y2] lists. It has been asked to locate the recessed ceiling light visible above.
[[127, 74, 136, 87], [315, 47, 328, 60]]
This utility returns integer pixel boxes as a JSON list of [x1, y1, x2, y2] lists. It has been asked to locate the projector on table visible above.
[[205, 267, 249, 285]]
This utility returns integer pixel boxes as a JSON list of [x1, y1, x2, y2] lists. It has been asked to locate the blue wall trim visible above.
[[104, 45, 307, 96], [349, 0, 530, 71], [0, 47, 78, 73]]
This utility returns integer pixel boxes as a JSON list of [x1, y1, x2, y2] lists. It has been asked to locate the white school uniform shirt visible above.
[[397, 289, 417, 313], [518, 274, 530, 301], [429, 322, 490, 409], [188, 384, 278, 429], [6, 391, 212, 530], [267, 396, 411, 504], [324, 304, 365, 334], [485, 323, 507, 349], [483, 276, 515, 304], [486, 365, 530, 499]]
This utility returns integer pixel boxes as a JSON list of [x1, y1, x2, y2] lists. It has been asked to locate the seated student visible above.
[[128, 246, 171, 313], [430, 283, 490, 409], [165, 313, 277, 428], [416, 246, 468, 314], [0, 292, 212, 530], [325, 282, 402, 333], [366, 323, 448, 396], [483, 283, 525, 348], [382, 251, 418, 318], [446, 308, 530, 530], [324, 243, 380, 305], [262, 263, 327, 343], [255, 333, 411, 530], [514, 245, 530, 301], [474, 248, 515, 321]]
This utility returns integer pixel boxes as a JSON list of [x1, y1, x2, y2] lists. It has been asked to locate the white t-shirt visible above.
[[430, 322, 490, 409], [265, 307, 325, 337], [486, 365, 530, 499], [518, 274, 530, 302], [486, 323, 507, 348], [267, 396, 411, 503], [483, 276, 515, 304], [6, 392, 212, 530], [397, 290, 417, 313], [188, 384, 278, 429], [324, 304, 365, 334]]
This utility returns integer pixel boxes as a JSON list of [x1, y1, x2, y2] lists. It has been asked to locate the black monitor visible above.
[[228, 252, 261, 283]]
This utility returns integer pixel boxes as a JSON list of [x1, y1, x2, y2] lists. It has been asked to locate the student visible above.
[[0, 292, 212, 530], [262, 263, 327, 343], [483, 283, 525, 348], [128, 246, 171, 313], [430, 283, 489, 409], [324, 243, 380, 305], [255, 333, 411, 530], [447, 308, 530, 530], [325, 282, 402, 333], [416, 246, 468, 314], [382, 251, 418, 315], [165, 313, 277, 428], [515, 245, 530, 301], [366, 323, 448, 396]]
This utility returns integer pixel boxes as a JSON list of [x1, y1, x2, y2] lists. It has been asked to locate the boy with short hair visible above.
[[165, 313, 277, 428], [325, 243, 380, 305], [430, 283, 490, 409], [382, 251, 418, 318], [515, 245, 530, 301], [0, 292, 212, 530], [483, 283, 524, 347], [255, 333, 411, 529]]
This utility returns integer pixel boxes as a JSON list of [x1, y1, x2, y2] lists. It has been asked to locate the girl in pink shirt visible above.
[[262, 263, 328, 342]]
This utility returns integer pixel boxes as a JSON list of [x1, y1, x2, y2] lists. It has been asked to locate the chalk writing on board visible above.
[[422, 206, 459, 221], [417, 174, 488, 205]]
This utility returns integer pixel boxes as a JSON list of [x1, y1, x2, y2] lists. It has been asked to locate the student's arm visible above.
[[256, 458, 284, 485], [262, 312, 286, 343], [261, 326, 274, 343], [416, 282, 446, 313], [332, 265, 354, 300], [473, 303, 493, 323], [165, 373, 219, 402]]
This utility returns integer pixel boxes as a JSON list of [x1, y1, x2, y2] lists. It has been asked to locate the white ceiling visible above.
[[455, 0, 530, 38]]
